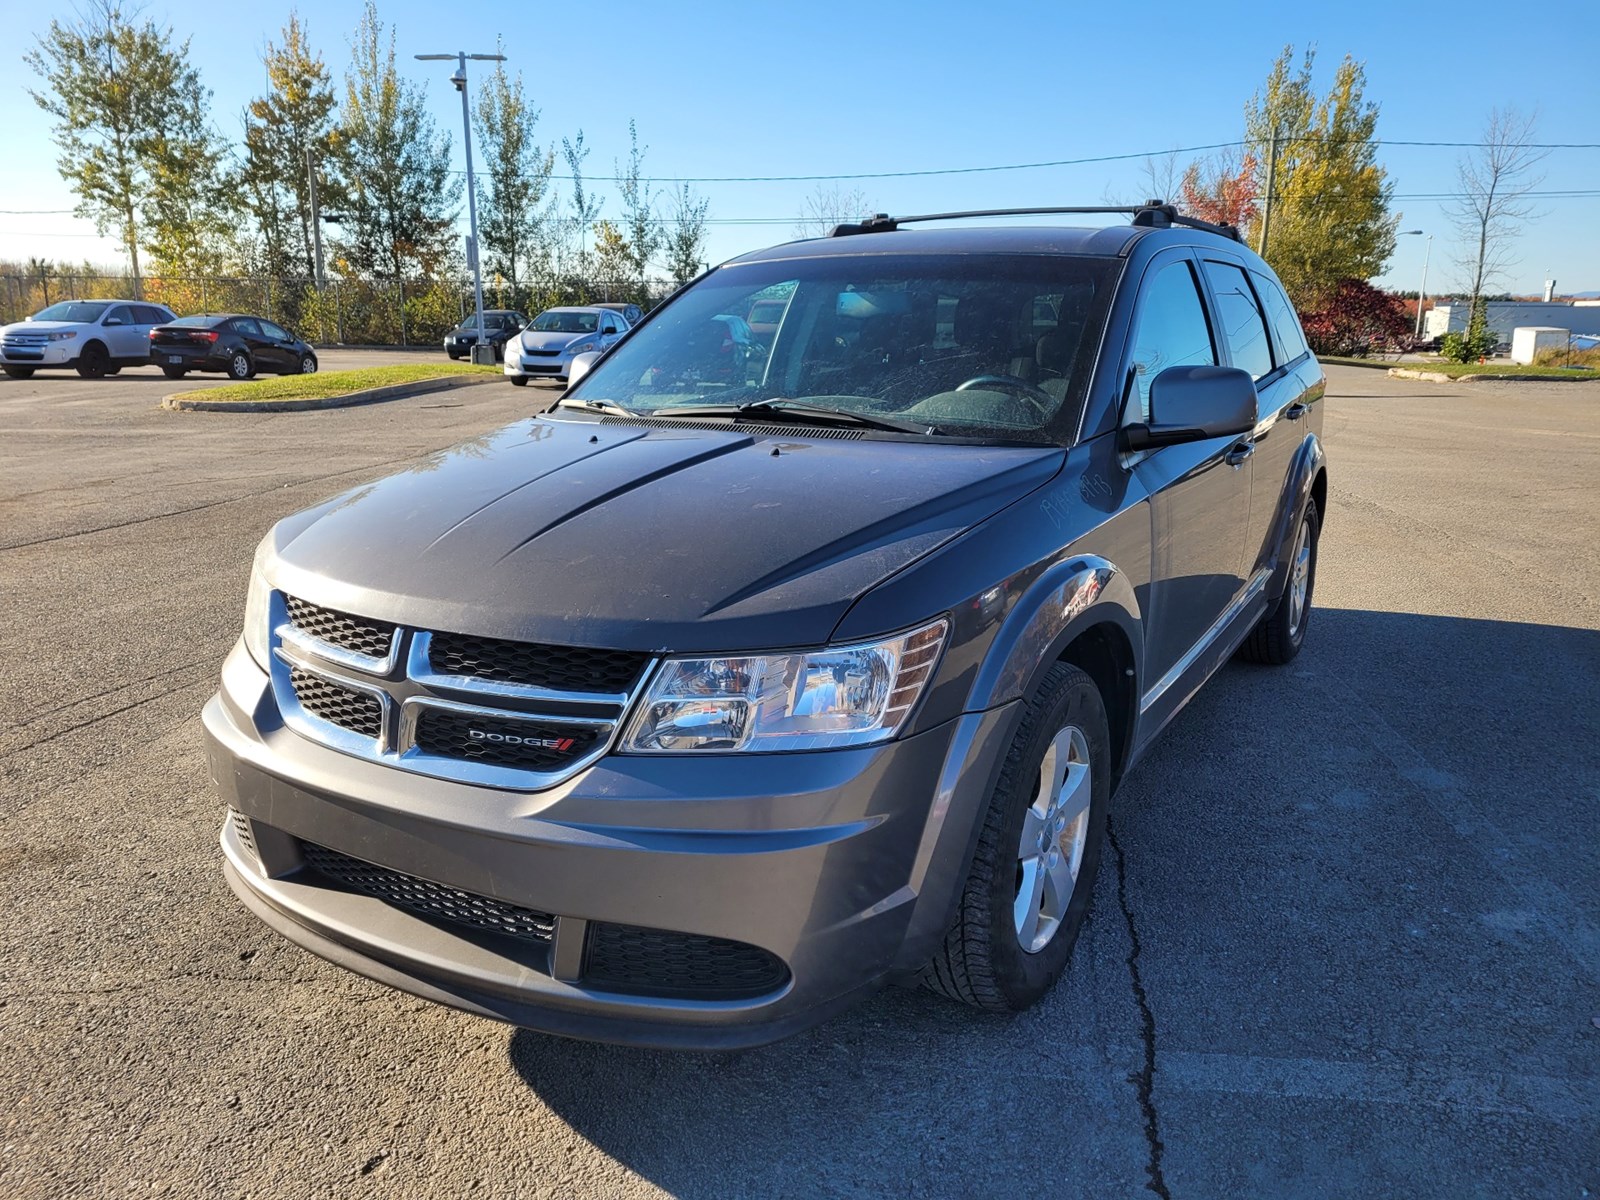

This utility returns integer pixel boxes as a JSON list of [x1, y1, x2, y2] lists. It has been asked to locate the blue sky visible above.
[[2, 0, 1597, 295]]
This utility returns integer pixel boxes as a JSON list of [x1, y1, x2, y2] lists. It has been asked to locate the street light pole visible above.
[[1415, 235, 1433, 342], [416, 50, 505, 365]]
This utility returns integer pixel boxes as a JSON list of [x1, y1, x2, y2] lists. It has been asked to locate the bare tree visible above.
[[793, 184, 872, 238], [1449, 108, 1547, 307]]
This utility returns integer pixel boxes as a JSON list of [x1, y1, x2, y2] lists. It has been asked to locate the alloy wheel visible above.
[[1287, 516, 1313, 637], [1014, 725, 1093, 953]]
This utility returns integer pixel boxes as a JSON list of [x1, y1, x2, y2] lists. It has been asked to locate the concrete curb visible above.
[[1388, 366, 1600, 384], [161, 373, 498, 413]]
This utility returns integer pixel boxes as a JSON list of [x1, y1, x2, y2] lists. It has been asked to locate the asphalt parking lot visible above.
[[0, 359, 1595, 1198]]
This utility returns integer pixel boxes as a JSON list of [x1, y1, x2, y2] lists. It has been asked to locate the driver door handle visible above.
[[1225, 440, 1256, 468], [1286, 402, 1309, 421]]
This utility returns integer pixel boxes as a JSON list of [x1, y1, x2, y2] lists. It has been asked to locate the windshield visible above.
[[33, 301, 109, 323], [531, 310, 599, 333], [566, 254, 1116, 440]]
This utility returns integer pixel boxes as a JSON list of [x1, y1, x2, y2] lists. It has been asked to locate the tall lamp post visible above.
[[1397, 229, 1432, 342], [415, 50, 505, 365]]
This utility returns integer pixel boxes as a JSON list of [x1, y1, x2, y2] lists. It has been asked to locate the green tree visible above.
[[615, 120, 659, 293], [664, 184, 710, 286], [336, 0, 460, 281], [473, 60, 554, 293], [241, 14, 341, 281], [559, 132, 602, 284], [26, 0, 224, 295], [592, 219, 632, 300], [1245, 46, 1399, 307]]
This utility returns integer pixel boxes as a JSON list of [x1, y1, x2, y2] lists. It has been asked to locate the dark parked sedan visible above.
[[444, 310, 528, 360], [150, 314, 317, 380]]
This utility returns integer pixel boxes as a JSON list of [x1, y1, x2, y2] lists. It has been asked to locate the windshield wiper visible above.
[[556, 397, 635, 417], [655, 400, 939, 436]]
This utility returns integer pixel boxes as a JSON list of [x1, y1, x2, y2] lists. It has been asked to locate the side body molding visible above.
[[965, 555, 1143, 714]]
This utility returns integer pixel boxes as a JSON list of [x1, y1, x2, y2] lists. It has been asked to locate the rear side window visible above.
[[1202, 262, 1273, 380], [231, 318, 262, 337], [1127, 259, 1216, 421], [1252, 272, 1308, 363], [134, 305, 166, 325]]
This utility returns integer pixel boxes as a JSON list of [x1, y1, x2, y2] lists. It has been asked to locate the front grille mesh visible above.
[[301, 843, 555, 944], [285, 597, 396, 660], [428, 631, 648, 693], [586, 924, 789, 999], [289, 666, 383, 738], [413, 708, 601, 771], [229, 808, 257, 860]]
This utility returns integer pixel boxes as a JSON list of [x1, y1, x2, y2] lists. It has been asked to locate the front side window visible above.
[[104, 305, 134, 325], [567, 254, 1117, 441], [33, 301, 108, 323], [531, 310, 599, 334], [260, 320, 291, 341], [1202, 261, 1273, 380], [1126, 259, 1216, 421], [231, 318, 262, 337]]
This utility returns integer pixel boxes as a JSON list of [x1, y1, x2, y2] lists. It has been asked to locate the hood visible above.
[[268, 417, 1062, 652], [520, 329, 592, 352], [3, 321, 83, 335]]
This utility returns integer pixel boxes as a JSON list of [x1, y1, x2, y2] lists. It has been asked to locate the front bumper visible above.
[[503, 346, 579, 381], [205, 642, 1017, 1048], [1, 341, 75, 365]]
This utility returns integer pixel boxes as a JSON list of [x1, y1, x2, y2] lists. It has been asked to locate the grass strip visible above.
[[169, 362, 498, 404]]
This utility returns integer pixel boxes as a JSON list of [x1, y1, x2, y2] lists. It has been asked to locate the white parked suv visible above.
[[1, 299, 177, 379]]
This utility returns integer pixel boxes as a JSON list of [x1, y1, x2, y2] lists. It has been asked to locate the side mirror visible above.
[[1122, 365, 1256, 451], [568, 351, 602, 386], [103, 317, 124, 326]]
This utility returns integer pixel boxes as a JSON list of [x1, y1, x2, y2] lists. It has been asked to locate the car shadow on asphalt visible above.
[[503, 607, 1600, 1196]]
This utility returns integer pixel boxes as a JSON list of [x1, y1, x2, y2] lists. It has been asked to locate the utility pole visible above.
[[1414, 234, 1433, 342], [1257, 127, 1281, 260], [416, 50, 505, 366], [306, 148, 327, 292]]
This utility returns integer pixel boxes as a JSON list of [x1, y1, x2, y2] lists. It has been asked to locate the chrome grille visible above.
[[285, 597, 396, 660], [413, 707, 603, 771], [270, 590, 655, 789], [288, 666, 383, 738], [300, 843, 555, 944], [428, 631, 648, 694]]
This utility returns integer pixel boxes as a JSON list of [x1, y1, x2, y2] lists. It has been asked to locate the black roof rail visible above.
[[828, 201, 1241, 243]]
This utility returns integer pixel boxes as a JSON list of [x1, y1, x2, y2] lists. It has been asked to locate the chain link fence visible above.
[[0, 273, 676, 346]]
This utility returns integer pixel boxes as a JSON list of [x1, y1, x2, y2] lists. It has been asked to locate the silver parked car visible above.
[[503, 306, 629, 385], [1, 299, 176, 379]]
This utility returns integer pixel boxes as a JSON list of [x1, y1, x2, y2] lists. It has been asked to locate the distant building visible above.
[[1424, 301, 1600, 343]]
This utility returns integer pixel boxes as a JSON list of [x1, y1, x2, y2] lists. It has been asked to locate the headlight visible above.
[[622, 619, 947, 753], [242, 538, 273, 668], [48, 331, 77, 341], [571, 340, 596, 354]]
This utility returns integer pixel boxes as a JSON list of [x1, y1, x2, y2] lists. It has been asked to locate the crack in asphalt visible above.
[[1109, 814, 1171, 1200]]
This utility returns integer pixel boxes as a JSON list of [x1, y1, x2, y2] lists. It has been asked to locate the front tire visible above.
[[3, 366, 35, 379], [76, 342, 110, 379], [227, 351, 254, 380], [297, 352, 317, 375], [509, 375, 529, 387], [1239, 499, 1320, 665], [922, 661, 1110, 1011]]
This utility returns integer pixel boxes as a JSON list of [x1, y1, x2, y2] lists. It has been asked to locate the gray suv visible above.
[[205, 204, 1327, 1048]]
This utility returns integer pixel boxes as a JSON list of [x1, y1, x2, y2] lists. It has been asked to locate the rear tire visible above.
[[3, 366, 35, 379], [1239, 500, 1320, 666], [509, 376, 529, 387], [227, 351, 254, 380], [76, 342, 110, 379], [162, 366, 188, 379], [921, 661, 1110, 1011]]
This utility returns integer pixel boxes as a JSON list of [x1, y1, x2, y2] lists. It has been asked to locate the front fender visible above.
[[965, 555, 1143, 713]]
